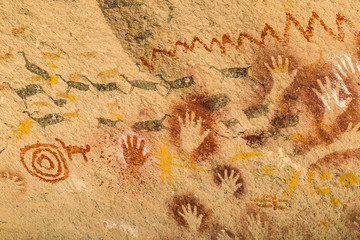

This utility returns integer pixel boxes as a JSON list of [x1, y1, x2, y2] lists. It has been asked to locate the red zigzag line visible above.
[[140, 12, 356, 71]]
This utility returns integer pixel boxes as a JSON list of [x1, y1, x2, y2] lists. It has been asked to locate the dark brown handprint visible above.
[[122, 135, 150, 169]]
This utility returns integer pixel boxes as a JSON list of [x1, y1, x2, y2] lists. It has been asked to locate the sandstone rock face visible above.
[[1, 0, 360, 239]]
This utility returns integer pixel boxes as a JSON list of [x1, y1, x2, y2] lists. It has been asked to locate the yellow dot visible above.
[[330, 197, 339, 207], [46, 75, 58, 84]]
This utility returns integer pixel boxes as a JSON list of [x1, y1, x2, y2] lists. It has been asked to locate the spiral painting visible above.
[[20, 143, 69, 183]]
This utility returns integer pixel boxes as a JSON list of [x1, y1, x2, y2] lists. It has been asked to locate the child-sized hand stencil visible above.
[[179, 111, 210, 154], [245, 214, 268, 240], [122, 135, 150, 168], [218, 169, 242, 196], [178, 203, 203, 232], [312, 76, 352, 124], [265, 55, 298, 92]]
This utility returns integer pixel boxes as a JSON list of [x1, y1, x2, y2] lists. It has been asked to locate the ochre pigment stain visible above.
[[168, 193, 212, 232], [140, 12, 355, 71], [0, 169, 27, 196], [213, 165, 245, 198], [169, 93, 219, 162]]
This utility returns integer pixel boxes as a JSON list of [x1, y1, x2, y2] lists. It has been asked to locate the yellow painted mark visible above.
[[0, 51, 12, 63], [253, 194, 288, 210], [11, 116, 38, 140], [291, 133, 305, 144], [97, 66, 119, 80], [275, 95, 288, 112], [307, 168, 316, 193], [282, 0, 295, 11], [320, 170, 330, 182], [260, 165, 274, 176], [339, 171, 359, 187], [320, 219, 332, 229], [63, 109, 80, 119], [46, 75, 58, 84], [330, 197, 339, 207], [11, 28, 25, 36], [182, 152, 204, 171], [283, 168, 298, 199], [30, 101, 51, 107], [27, 75, 43, 82], [154, 138, 181, 184], [111, 112, 122, 121], [106, 100, 120, 109], [230, 147, 263, 163], [79, 51, 97, 59], [47, 62, 56, 71], [309, 120, 330, 130], [69, 72, 82, 82], [56, 92, 75, 101], [42, 51, 62, 61], [67, 94, 76, 102], [315, 186, 330, 195]]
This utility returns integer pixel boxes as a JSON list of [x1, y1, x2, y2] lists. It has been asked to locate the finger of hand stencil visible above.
[[185, 112, 190, 127], [233, 173, 240, 182], [346, 122, 353, 132], [132, 135, 138, 148], [312, 88, 327, 107], [271, 56, 277, 70], [181, 204, 187, 215], [196, 117, 202, 131], [139, 139, 145, 152], [235, 182, 243, 189], [277, 55, 283, 69], [193, 205, 197, 215], [345, 54, 355, 73], [340, 56, 349, 72], [224, 169, 229, 180], [126, 135, 132, 148], [187, 203, 192, 213], [122, 139, 128, 151], [256, 214, 261, 224], [190, 111, 195, 126], [264, 63, 273, 72], [316, 79, 326, 95], [284, 57, 289, 72], [334, 69, 345, 83], [246, 214, 254, 225], [218, 173, 225, 182], [202, 129, 211, 139], [334, 80, 341, 105], [335, 58, 346, 76], [325, 77, 332, 96], [198, 214, 203, 221], [356, 60, 360, 74], [178, 209, 185, 218], [229, 169, 235, 179]]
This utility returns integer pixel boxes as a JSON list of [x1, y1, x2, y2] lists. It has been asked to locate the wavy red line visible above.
[[140, 12, 356, 71]]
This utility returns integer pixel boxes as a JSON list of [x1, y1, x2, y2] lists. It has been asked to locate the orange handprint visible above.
[[122, 135, 150, 169]]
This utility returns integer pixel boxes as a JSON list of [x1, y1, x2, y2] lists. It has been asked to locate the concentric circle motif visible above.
[[20, 143, 69, 183]]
